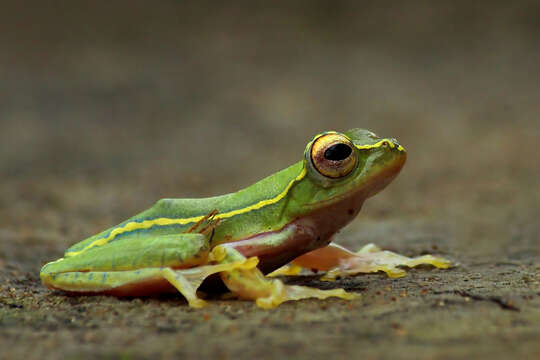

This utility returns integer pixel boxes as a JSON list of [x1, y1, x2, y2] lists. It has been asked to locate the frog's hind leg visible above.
[[215, 245, 357, 309], [288, 242, 451, 281], [43, 246, 260, 308], [41, 212, 258, 308]]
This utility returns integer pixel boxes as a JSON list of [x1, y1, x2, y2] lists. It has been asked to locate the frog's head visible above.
[[301, 128, 406, 207]]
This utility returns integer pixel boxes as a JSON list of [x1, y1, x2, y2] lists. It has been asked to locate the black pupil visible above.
[[324, 143, 352, 161]]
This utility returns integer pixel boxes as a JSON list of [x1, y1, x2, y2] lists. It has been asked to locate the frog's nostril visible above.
[[391, 139, 406, 152], [388, 138, 402, 150]]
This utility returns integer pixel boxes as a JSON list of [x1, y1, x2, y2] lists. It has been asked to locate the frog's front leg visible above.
[[287, 242, 451, 280], [158, 247, 259, 308], [215, 244, 357, 309]]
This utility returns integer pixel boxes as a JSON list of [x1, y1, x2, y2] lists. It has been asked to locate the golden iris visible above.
[[310, 134, 357, 178]]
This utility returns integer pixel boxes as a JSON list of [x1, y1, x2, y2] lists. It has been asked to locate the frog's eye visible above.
[[310, 133, 357, 178]]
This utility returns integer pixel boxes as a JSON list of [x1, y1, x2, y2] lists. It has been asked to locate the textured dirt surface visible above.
[[1, 2, 539, 359]]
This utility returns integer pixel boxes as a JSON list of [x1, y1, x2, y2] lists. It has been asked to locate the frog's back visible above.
[[64, 162, 304, 257]]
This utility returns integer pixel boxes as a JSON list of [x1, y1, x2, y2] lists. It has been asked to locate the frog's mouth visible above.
[[359, 152, 407, 198]]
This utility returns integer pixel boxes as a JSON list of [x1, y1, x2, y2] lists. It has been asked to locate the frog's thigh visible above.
[[292, 242, 451, 281], [215, 245, 357, 309], [42, 233, 212, 278]]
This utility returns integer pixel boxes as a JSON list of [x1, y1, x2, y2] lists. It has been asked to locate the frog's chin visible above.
[[311, 155, 406, 209]]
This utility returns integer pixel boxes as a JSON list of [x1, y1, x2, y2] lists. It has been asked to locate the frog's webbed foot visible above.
[[255, 279, 356, 309], [322, 243, 451, 280], [288, 242, 451, 281], [216, 245, 358, 309]]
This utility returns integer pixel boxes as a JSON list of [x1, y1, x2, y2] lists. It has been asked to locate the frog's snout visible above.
[[380, 138, 405, 153], [381, 138, 406, 169]]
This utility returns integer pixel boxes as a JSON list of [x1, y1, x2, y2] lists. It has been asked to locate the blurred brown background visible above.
[[1, 1, 539, 359]]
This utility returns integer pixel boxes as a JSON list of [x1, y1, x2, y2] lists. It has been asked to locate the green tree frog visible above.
[[41, 129, 450, 308]]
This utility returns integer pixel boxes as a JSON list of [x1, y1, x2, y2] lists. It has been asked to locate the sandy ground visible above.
[[1, 2, 539, 359]]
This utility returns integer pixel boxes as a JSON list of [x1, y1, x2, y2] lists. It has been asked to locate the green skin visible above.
[[40, 128, 407, 304]]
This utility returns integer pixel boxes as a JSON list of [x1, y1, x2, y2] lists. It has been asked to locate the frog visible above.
[[40, 129, 450, 309]]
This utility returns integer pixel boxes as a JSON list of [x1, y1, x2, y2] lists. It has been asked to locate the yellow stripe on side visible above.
[[66, 168, 308, 257], [354, 139, 405, 152]]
